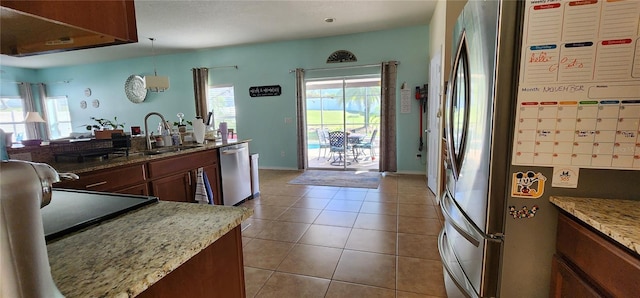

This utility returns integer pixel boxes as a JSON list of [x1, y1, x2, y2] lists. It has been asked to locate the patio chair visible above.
[[328, 131, 351, 166], [315, 128, 330, 159], [353, 129, 377, 160]]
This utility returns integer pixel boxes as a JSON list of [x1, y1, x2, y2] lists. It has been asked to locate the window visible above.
[[44, 96, 72, 139], [0, 96, 27, 143], [207, 85, 237, 133]]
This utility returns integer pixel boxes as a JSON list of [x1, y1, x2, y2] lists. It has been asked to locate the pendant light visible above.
[[144, 38, 170, 92]]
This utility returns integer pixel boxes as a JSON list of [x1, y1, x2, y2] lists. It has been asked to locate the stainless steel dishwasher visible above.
[[218, 143, 251, 206]]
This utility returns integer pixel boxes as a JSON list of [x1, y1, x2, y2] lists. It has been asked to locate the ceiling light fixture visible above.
[[144, 38, 170, 92]]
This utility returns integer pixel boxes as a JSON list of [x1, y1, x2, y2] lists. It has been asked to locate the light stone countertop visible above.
[[46, 201, 253, 297], [49, 139, 250, 174], [549, 196, 640, 255]]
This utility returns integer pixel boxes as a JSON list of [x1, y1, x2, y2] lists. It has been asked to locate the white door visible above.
[[427, 48, 443, 194]]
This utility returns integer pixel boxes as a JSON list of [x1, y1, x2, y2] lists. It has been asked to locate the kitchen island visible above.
[[550, 196, 639, 254], [549, 196, 640, 297], [48, 139, 252, 204], [47, 139, 251, 175], [46, 201, 253, 297]]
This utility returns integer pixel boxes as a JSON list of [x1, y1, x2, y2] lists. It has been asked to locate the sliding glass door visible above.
[[305, 75, 380, 171]]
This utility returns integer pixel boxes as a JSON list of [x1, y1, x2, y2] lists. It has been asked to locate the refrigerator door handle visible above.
[[440, 191, 503, 247], [438, 228, 480, 298]]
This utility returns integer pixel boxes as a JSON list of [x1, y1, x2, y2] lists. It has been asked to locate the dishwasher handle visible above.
[[222, 147, 247, 155]]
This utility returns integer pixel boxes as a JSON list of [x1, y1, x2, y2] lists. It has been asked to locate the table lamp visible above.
[[23, 112, 46, 146]]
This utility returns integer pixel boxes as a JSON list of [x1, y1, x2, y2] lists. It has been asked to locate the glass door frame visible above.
[[304, 74, 381, 171]]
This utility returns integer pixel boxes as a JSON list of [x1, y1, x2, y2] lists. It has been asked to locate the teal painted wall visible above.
[[3, 25, 430, 173], [0, 66, 39, 97]]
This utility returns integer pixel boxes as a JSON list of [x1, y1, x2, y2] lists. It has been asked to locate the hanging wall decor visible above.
[[249, 85, 282, 97], [327, 50, 357, 63]]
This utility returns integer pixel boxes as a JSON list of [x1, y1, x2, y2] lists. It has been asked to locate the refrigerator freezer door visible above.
[[440, 191, 503, 246], [438, 229, 479, 298]]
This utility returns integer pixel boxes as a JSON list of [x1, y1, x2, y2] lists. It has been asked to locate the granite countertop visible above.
[[550, 196, 640, 255], [50, 139, 250, 174], [47, 201, 253, 297]]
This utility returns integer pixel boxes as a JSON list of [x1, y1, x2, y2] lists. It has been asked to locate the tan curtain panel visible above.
[[37, 83, 50, 140], [18, 82, 39, 140], [295, 68, 307, 169], [192, 68, 209, 118], [379, 61, 398, 172]]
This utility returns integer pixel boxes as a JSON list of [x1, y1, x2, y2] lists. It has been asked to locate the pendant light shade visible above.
[[145, 38, 170, 92], [144, 75, 170, 92]]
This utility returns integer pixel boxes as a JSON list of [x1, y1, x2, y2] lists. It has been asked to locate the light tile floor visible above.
[[239, 169, 446, 298]]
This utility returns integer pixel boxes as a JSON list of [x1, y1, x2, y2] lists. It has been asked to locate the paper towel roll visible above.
[[193, 118, 205, 144]]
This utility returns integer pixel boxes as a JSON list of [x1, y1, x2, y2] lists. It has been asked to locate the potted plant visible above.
[[173, 120, 192, 133], [85, 117, 126, 139]]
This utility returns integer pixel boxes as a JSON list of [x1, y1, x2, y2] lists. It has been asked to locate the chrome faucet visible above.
[[144, 112, 171, 150]]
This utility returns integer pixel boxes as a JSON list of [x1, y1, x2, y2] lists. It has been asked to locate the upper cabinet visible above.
[[0, 0, 138, 56]]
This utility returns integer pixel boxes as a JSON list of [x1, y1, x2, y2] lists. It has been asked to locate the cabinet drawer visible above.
[[148, 150, 216, 179], [556, 213, 640, 297], [550, 254, 603, 298], [55, 163, 146, 192]]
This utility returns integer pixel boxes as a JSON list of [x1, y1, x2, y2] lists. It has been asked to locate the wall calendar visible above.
[[512, 0, 640, 170]]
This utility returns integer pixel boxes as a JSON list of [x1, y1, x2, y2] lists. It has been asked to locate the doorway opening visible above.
[[305, 75, 380, 171]]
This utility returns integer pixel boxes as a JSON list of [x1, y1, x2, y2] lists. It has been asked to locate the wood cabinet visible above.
[[137, 226, 246, 298], [53, 148, 221, 203], [117, 183, 149, 196], [550, 213, 640, 297], [202, 163, 221, 205], [54, 163, 146, 194], [1, 0, 138, 56], [550, 255, 602, 298], [148, 150, 220, 203], [150, 172, 192, 203]]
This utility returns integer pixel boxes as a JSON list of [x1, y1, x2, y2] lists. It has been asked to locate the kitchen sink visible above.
[[140, 145, 203, 155]]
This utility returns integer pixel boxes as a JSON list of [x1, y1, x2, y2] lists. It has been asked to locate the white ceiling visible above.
[[0, 0, 437, 69]]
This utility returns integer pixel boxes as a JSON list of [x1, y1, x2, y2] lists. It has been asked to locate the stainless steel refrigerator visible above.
[[438, 0, 640, 297]]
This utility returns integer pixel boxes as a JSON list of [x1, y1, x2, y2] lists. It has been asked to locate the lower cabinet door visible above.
[[550, 255, 603, 298], [151, 172, 192, 202], [202, 163, 221, 205], [116, 183, 149, 196]]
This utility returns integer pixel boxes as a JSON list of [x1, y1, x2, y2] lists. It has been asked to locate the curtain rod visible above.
[[191, 65, 238, 70], [288, 61, 399, 73], [0, 80, 70, 85]]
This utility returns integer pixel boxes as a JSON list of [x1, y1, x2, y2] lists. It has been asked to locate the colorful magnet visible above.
[[509, 205, 539, 219], [511, 171, 547, 198]]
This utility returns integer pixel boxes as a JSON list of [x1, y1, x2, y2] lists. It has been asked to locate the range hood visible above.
[[0, 0, 137, 57]]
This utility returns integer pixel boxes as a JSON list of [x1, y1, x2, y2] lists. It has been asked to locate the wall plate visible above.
[[124, 75, 147, 103]]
